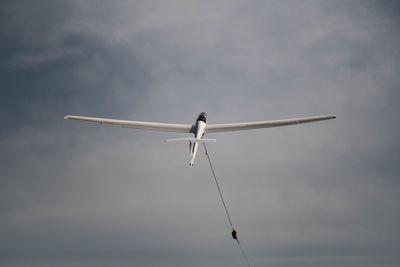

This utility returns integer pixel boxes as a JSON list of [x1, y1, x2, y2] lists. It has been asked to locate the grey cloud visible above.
[[1, 0, 400, 266]]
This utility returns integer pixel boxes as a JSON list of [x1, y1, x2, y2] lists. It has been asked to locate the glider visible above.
[[64, 112, 336, 166]]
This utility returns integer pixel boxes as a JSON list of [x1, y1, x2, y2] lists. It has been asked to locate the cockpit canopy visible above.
[[197, 112, 207, 123]]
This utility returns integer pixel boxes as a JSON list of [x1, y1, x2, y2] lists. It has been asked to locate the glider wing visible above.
[[205, 115, 336, 133], [64, 115, 194, 133]]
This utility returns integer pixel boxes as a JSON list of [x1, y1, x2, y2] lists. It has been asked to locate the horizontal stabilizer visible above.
[[166, 138, 216, 143]]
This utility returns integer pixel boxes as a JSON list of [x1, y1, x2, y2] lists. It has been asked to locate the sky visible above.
[[1, 0, 399, 266]]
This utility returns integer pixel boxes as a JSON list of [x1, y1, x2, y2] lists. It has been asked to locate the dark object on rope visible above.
[[232, 229, 237, 240], [203, 143, 251, 267]]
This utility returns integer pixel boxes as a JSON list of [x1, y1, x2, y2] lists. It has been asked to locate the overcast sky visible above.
[[1, 1, 399, 266]]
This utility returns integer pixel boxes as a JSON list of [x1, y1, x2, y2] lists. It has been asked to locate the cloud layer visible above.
[[1, 1, 399, 266]]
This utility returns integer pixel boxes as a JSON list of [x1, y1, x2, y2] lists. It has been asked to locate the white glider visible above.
[[64, 112, 336, 166]]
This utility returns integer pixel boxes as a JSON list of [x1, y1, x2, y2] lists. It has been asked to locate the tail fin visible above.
[[166, 138, 216, 143]]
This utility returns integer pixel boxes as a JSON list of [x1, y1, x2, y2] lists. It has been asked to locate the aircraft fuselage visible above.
[[189, 112, 208, 166]]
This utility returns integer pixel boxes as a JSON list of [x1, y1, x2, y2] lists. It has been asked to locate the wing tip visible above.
[[64, 115, 71, 120]]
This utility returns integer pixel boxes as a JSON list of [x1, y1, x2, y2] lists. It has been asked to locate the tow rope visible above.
[[203, 143, 251, 267]]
